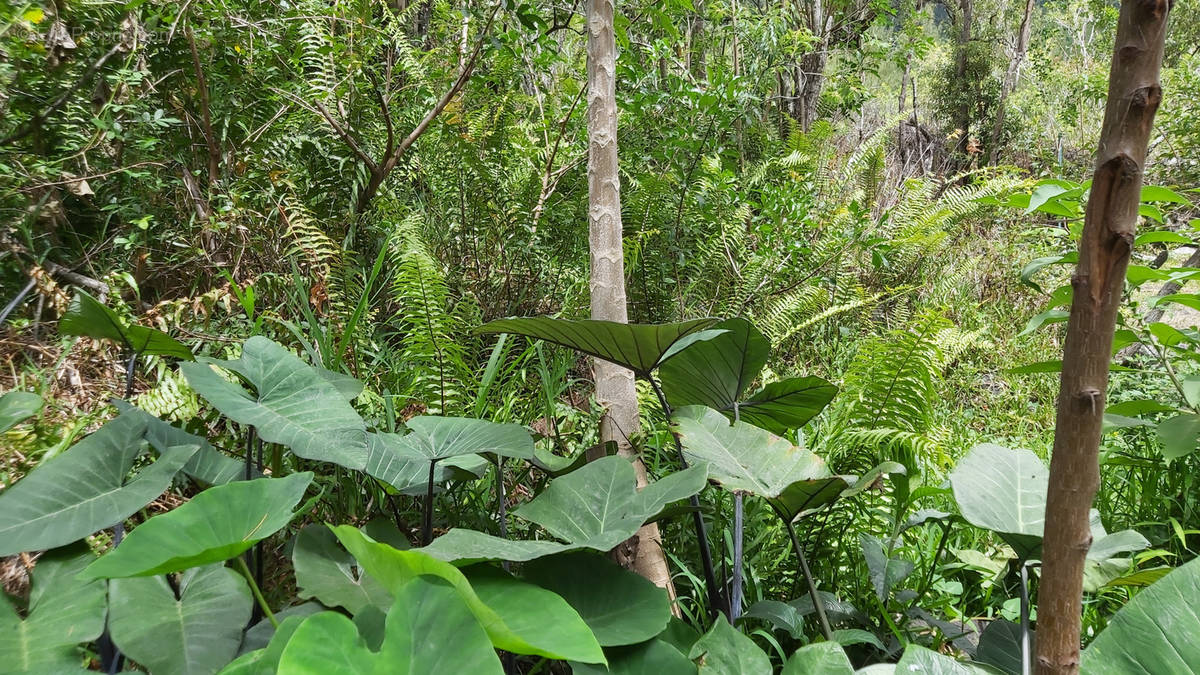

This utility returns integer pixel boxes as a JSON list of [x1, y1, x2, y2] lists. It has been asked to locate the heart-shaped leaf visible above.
[[737, 377, 839, 435], [975, 619, 1032, 675], [364, 417, 533, 493], [219, 614, 310, 674], [659, 317, 769, 411], [570, 640, 696, 675], [0, 545, 106, 671], [181, 337, 367, 470], [1157, 413, 1200, 459], [110, 565, 252, 675], [672, 406, 830, 498], [82, 472, 312, 579], [334, 526, 605, 663], [276, 577, 504, 674], [1083, 556, 1200, 673], [293, 524, 393, 615], [419, 456, 708, 563], [523, 552, 672, 646], [476, 317, 720, 375], [59, 290, 194, 359], [895, 645, 1001, 673], [364, 432, 471, 495], [781, 642, 854, 675], [689, 615, 771, 674], [116, 400, 260, 486], [0, 390, 42, 433], [860, 533, 915, 602], [950, 443, 1047, 558], [0, 412, 198, 556]]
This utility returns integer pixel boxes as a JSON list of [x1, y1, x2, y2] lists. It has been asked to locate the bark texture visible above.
[[585, 0, 677, 595], [1036, 1, 1170, 672]]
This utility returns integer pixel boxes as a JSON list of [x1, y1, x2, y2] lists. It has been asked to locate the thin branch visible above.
[[0, 43, 124, 147]]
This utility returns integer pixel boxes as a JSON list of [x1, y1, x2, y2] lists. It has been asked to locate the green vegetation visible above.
[[0, 0, 1197, 672]]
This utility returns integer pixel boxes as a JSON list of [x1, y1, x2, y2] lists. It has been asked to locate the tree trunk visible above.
[[796, 0, 829, 132], [989, 0, 1035, 164], [952, 0, 973, 155], [585, 0, 678, 597], [1036, 1, 1170, 672]]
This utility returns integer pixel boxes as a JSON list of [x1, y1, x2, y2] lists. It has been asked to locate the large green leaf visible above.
[[0, 412, 197, 555], [364, 417, 533, 493], [738, 377, 839, 435], [523, 552, 672, 646], [115, 400, 260, 486], [1083, 556, 1200, 673], [364, 432, 463, 495], [0, 390, 42, 433], [1156, 412, 1200, 459], [893, 645, 1000, 674], [59, 289, 194, 359], [181, 337, 367, 470], [219, 614, 309, 675], [334, 526, 605, 663], [672, 405, 830, 498], [975, 620, 1031, 675], [950, 443, 1046, 558], [293, 524, 392, 614], [420, 456, 708, 563], [275, 578, 504, 674], [781, 642, 855, 675], [571, 640, 697, 675], [659, 317, 769, 411], [689, 615, 772, 674], [0, 545, 106, 671], [82, 472, 312, 579], [110, 565, 252, 675], [400, 415, 535, 462], [476, 317, 720, 375], [466, 566, 606, 664]]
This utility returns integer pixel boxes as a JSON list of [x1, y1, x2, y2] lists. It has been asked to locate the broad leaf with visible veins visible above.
[[0, 545, 106, 671], [110, 565, 251, 675], [115, 400, 260, 486], [1083, 556, 1200, 673], [950, 443, 1047, 558], [83, 472, 312, 579], [334, 527, 605, 663], [275, 578, 504, 674], [418, 456, 709, 563], [181, 337, 367, 470], [659, 317, 769, 411], [475, 317, 721, 375], [671, 406, 830, 498], [293, 524, 392, 614], [0, 412, 197, 556]]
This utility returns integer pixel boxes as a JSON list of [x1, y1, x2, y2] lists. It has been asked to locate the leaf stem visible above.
[[782, 516, 833, 641], [235, 555, 278, 629], [647, 373, 726, 621]]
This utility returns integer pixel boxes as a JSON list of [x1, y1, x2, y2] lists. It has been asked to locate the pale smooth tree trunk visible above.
[[989, 0, 1035, 164], [1036, 0, 1170, 672], [585, 0, 678, 597]]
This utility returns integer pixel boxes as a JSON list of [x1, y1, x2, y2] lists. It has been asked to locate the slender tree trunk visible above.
[[797, 0, 829, 132], [952, 0, 973, 155], [585, 0, 678, 597], [1036, 1, 1170, 672], [989, 0, 1035, 164]]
